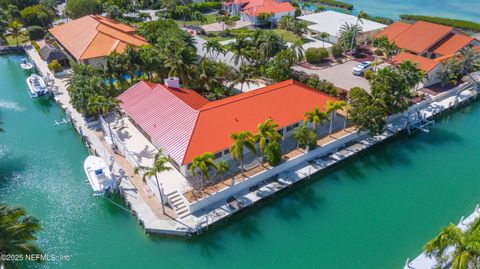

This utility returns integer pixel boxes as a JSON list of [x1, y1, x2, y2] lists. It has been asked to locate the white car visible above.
[[352, 61, 372, 76]]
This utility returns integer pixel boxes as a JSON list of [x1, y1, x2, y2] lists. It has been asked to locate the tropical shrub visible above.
[[65, 0, 101, 19], [264, 142, 282, 166], [189, 2, 222, 12], [27, 25, 45, 40], [20, 4, 53, 27], [293, 125, 317, 150], [330, 43, 343, 58], [48, 60, 62, 73], [305, 47, 329, 64], [363, 70, 373, 80], [291, 70, 339, 97]]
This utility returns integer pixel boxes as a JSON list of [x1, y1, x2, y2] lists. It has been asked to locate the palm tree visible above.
[[230, 35, 249, 65], [87, 94, 120, 147], [325, 100, 346, 136], [8, 20, 22, 47], [175, 5, 191, 26], [233, 64, 257, 91], [0, 204, 42, 269], [349, 10, 366, 53], [255, 119, 282, 162], [424, 217, 480, 269], [343, 102, 351, 130], [319, 32, 329, 48], [291, 20, 308, 37], [134, 151, 172, 214], [191, 11, 207, 26], [304, 106, 329, 134], [339, 23, 363, 53], [437, 58, 460, 87], [293, 125, 316, 150], [290, 38, 305, 63], [216, 159, 229, 182], [459, 47, 480, 87], [189, 152, 218, 188], [203, 40, 225, 60], [398, 60, 424, 90], [229, 131, 257, 181]]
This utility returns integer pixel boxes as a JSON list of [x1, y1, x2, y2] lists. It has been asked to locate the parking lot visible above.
[[294, 61, 375, 92]]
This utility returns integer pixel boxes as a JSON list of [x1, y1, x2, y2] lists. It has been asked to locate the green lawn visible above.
[[201, 27, 255, 42], [174, 13, 218, 27], [271, 29, 299, 43], [5, 31, 29, 46]]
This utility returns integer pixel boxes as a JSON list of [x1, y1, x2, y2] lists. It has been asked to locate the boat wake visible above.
[[0, 100, 25, 111]]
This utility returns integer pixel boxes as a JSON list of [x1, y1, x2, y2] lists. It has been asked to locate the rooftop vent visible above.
[[164, 77, 180, 88]]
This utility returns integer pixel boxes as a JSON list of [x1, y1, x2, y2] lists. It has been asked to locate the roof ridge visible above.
[[180, 112, 202, 164], [198, 80, 295, 111], [154, 84, 204, 111], [78, 31, 100, 60]]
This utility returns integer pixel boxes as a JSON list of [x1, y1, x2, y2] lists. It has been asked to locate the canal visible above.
[[1, 54, 480, 268]]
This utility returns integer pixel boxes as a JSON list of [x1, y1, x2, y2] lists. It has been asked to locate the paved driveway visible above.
[[293, 61, 372, 92]]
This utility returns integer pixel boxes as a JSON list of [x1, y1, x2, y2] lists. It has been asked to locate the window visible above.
[[277, 129, 284, 136], [286, 123, 299, 132], [224, 149, 230, 155], [215, 152, 222, 159]]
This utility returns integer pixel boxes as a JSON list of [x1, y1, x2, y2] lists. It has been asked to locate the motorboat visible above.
[[26, 74, 48, 97], [20, 59, 34, 70], [83, 155, 117, 196]]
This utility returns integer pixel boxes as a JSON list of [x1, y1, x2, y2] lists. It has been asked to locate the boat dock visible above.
[[23, 44, 480, 238]]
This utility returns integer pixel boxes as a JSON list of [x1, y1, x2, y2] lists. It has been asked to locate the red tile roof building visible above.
[[118, 80, 338, 172], [378, 20, 479, 86], [224, 0, 295, 26], [49, 15, 148, 67]]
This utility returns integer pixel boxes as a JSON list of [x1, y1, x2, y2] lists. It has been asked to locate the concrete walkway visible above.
[[24, 45, 195, 235]]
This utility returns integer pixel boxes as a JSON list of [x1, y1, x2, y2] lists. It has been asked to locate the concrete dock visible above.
[[24, 44, 480, 239]]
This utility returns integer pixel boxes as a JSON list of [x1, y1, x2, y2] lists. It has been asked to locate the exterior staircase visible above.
[[167, 190, 190, 219]]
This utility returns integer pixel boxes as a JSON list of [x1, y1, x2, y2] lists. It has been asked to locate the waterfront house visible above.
[[117, 78, 338, 177], [223, 0, 295, 26], [48, 15, 148, 68], [377, 21, 480, 86], [298, 11, 387, 44]]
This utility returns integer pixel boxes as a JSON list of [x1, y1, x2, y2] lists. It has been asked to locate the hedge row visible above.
[[400, 14, 480, 32], [311, 0, 353, 10], [189, 2, 222, 12], [364, 14, 393, 25]]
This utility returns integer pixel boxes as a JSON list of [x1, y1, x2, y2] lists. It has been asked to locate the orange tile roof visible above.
[[49, 15, 147, 61], [391, 52, 441, 72], [118, 80, 338, 165], [378, 21, 453, 54], [430, 33, 474, 56], [238, 0, 295, 16], [375, 21, 411, 40]]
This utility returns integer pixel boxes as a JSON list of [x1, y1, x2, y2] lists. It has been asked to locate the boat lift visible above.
[[406, 108, 435, 135]]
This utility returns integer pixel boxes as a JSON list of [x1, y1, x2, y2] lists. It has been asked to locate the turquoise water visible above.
[[344, 0, 480, 22], [2, 52, 480, 267]]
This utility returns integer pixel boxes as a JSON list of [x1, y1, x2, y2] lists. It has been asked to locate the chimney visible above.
[[164, 77, 180, 88]]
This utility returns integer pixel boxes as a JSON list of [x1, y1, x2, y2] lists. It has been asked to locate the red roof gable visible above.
[[238, 0, 295, 16], [118, 80, 338, 165], [391, 52, 441, 72], [377, 21, 453, 54], [430, 33, 475, 56]]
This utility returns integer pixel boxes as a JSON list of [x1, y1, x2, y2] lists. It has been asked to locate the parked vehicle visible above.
[[352, 61, 372, 76]]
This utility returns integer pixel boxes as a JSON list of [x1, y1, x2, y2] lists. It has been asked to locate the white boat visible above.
[[83, 156, 117, 196], [20, 59, 34, 70], [26, 74, 48, 97]]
